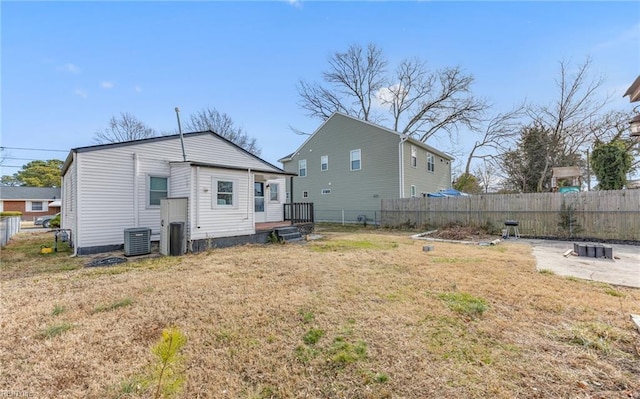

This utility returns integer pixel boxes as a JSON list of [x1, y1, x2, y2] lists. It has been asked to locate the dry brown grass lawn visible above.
[[1, 229, 639, 399]]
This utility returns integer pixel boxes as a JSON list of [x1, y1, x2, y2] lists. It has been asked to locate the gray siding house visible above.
[[279, 113, 453, 222]]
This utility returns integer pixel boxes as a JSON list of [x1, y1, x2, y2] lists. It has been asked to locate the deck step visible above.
[[275, 227, 304, 243]]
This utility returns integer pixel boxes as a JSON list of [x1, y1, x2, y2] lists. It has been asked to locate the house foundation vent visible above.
[[124, 227, 151, 256]]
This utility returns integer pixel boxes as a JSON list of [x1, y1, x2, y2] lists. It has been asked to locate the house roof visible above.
[[180, 161, 296, 176], [624, 75, 640, 103], [62, 131, 287, 175], [0, 186, 61, 200], [279, 112, 454, 163]]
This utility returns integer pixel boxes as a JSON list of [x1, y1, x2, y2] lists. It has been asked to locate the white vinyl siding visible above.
[[350, 149, 361, 171], [299, 159, 307, 177], [321, 155, 328, 171]]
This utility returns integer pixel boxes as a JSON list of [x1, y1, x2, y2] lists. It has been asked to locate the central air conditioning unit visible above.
[[124, 227, 151, 256]]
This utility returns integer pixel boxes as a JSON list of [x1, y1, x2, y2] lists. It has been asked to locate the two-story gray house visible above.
[[279, 112, 453, 222]]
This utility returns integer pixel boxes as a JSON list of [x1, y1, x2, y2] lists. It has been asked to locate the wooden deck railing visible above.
[[284, 203, 314, 224]]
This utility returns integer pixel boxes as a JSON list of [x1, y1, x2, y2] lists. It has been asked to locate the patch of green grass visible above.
[[310, 239, 395, 252], [51, 304, 65, 316], [119, 376, 143, 395], [430, 257, 484, 264], [603, 287, 624, 297], [561, 322, 624, 353], [294, 345, 320, 364], [438, 292, 488, 318], [302, 328, 325, 345], [328, 336, 367, 365], [538, 269, 555, 275], [93, 297, 133, 313], [298, 309, 315, 324], [40, 323, 73, 339], [361, 370, 389, 384]]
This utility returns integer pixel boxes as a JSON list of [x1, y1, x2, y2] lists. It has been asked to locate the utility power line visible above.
[[0, 146, 67, 152]]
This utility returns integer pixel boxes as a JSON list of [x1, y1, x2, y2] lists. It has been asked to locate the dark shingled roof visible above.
[[0, 187, 61, 200]]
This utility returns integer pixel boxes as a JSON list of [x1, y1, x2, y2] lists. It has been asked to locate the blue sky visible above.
[[1, 1, 639, 178]]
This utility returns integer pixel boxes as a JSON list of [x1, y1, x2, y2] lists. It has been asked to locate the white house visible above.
[[61, 131, 294, 255]]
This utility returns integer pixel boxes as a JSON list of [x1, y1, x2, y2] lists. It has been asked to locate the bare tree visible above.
[[463, 104, 525, 175], [474, 160, 500, 193], [94, 112, 157, 144], [183, 107, 261, 156], [297, 43, 487, 143], [298, 43, 387, 123], [528, 58, 609, 192]]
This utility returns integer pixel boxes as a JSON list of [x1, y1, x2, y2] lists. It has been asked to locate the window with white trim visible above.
[[427, 153, 435, 173], [321, 189, 331, 195], [269, 183, 279, 202], [321, 155, 328, 171], [411, 185, 417, 198], [215, 179, 235, 207], [30, 201, 44, 211], [299, 159, 307, 177], [149, 176, 168, 206], [350, 149, 361, 171], [302, 191, 308, 199], [286, 192, 290, 201], [411, 145, 417, 168]]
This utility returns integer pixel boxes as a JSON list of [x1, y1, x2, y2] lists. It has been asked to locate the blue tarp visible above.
[[426, 189, 469, 197]]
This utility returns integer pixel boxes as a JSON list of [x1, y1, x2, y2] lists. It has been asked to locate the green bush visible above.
[[51, 213, 61, 228], [0, 211, 22, 217]]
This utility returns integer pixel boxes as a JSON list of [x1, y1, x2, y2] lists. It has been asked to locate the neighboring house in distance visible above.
[[61, 131, 294, 255], [0, 187, 61, 221], [279, 112, 453, 221]]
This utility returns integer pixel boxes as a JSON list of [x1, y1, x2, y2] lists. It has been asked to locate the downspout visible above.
[[133, 153, 139, 227], [195, 166, 200, 229], [73, 151, 80, 256], [246, 168, 251, 220], [398, 135, 409, 198]]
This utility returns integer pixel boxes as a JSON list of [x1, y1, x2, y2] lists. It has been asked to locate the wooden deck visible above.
[[255, 221, 293, 232]]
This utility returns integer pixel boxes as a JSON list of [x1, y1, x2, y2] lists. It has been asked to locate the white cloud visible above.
[[134, 85, 143, 93], [593, 22, 640, 51], [74, 88, 88, 98], [287, 0, 302, 8], [100, 81, 115, 89], [373, 84, 406, 110], [58, 63, 81, 74]]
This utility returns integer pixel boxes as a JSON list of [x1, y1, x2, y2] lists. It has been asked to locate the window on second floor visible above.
[[350, 149, 361, 171], [427, 153, 435, 173], [411, 145, 417, 168], [299, 159, 307, 177], [321, 155, 328, 171]]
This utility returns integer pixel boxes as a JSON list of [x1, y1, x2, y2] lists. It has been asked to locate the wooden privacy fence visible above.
[[381, 190, 640, 241]]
